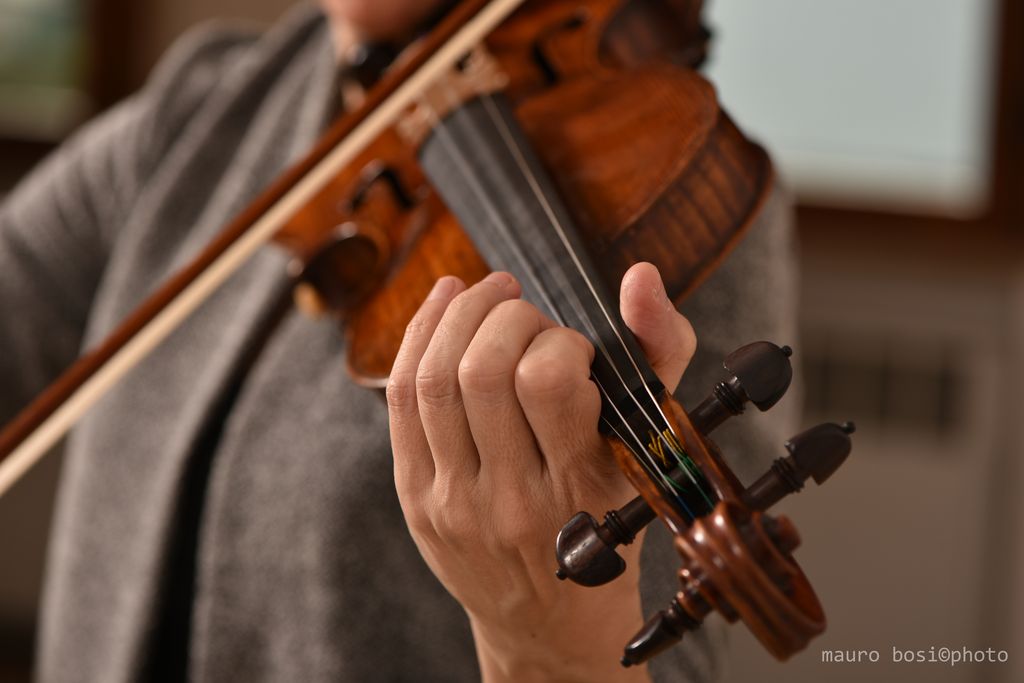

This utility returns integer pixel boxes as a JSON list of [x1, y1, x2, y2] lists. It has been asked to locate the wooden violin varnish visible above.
[[0, 0, 856, 670]]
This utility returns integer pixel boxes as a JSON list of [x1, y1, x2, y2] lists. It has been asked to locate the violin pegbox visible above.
[[553, 341, 855, 666]]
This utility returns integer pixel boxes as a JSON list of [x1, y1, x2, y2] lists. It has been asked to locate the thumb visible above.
[[619, 262, 696, 393]]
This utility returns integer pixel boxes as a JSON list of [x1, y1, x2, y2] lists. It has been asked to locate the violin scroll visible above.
[[621, 502, 824, 666], [552, 341, 855, 666]]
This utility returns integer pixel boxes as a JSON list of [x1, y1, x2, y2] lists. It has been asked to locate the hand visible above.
[[387, 263, 696, 682]]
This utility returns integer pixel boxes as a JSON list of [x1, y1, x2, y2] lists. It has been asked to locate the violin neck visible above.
[[418, 93, 716, 520], [418, 93, 662, 425]]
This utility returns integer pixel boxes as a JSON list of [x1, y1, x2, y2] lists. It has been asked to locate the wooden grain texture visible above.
[[331, 0, 770, 385]]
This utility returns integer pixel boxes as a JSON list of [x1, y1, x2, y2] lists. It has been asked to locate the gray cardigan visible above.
[[0, 6, 798, 682]]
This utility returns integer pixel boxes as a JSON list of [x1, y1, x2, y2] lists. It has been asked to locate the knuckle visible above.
[[398, 497, 435, 537], [415, 363, 461, 407], [558, 328, 595, 366], [516, 354, 576, 400], [444, 287, 481, 319], [385, 374, 416, 411], [457, 300, 543, 397], [516, 331, 591, 401], [404, 505, 434, 536], [436, 509, 473, 544], [565, 328, 595, 357], [433, 475, 466, 510], [403, 312, 428, 341], [432, 501, 476, 547], [490, 299, 539, 328], [430, 476, 478, 544], [458, 353, 508, 396]]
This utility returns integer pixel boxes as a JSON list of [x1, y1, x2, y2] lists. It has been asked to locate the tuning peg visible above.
[[621, 597, 704, 667], [555, 497, 655, 586], [689, 341, 793, 434], [742, 422, 855, 511]]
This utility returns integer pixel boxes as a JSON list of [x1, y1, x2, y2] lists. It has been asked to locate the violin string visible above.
[[424, 90, 706, 510], [423, 97, 686, 502], [475, 92, 713, 510], [421, 87, 688, 507], [418, 95, 565, 325], [601, 409, 697, 520], [470, 91, 703, 506], [477, 93, 708, 497], [417, 90, 670, 485]]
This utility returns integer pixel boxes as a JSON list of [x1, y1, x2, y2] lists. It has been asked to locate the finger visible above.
[[417, 272, 521, 476], [388, 276, 466, 488], [619, 262, 696, 393], [515, 327, 609, 482], [459, 299, 556, 483]]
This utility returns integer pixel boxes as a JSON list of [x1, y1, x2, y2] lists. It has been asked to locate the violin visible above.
[[0, 0, 854, 667]]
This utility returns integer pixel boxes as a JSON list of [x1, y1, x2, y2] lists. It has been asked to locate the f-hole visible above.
[[531, 13, 588, 85], [344, 163, 415, 213]]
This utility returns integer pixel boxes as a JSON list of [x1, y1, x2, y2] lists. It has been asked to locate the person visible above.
[[0, 0, 799, 681]]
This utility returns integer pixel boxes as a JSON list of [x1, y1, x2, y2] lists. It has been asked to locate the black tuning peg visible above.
[[742, 421, 855, 511], [555, 341, 796, 587], [689, 341, 793, 433], [621, 598, 703, 667], [554, 498, 656, 586]]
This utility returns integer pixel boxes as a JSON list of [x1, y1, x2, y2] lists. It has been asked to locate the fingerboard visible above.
[[418, 93, 715, 521]]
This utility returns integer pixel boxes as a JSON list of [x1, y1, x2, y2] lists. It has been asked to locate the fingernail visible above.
[[427, 276, 458, 301], [483, 271, 514, 288]]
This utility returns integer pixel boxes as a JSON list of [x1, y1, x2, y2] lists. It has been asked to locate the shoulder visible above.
[[3, 5, 332, 252], [137, 6, 330, 160], [142, 23, 258, 121]]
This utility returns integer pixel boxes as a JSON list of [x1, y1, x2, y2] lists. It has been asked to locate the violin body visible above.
[[274, 0, 771, 386], [0, 0, 853, 667]]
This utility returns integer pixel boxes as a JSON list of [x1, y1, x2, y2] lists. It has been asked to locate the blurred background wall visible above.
[[0, 0, 1021, 681]]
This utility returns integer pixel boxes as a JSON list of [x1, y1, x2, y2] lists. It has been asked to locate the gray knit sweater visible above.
[[0, 6, 798, 682]]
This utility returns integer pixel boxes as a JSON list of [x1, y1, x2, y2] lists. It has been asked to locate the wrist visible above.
[[473, 627, 649, 683], [468, 584, 651, 683]]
